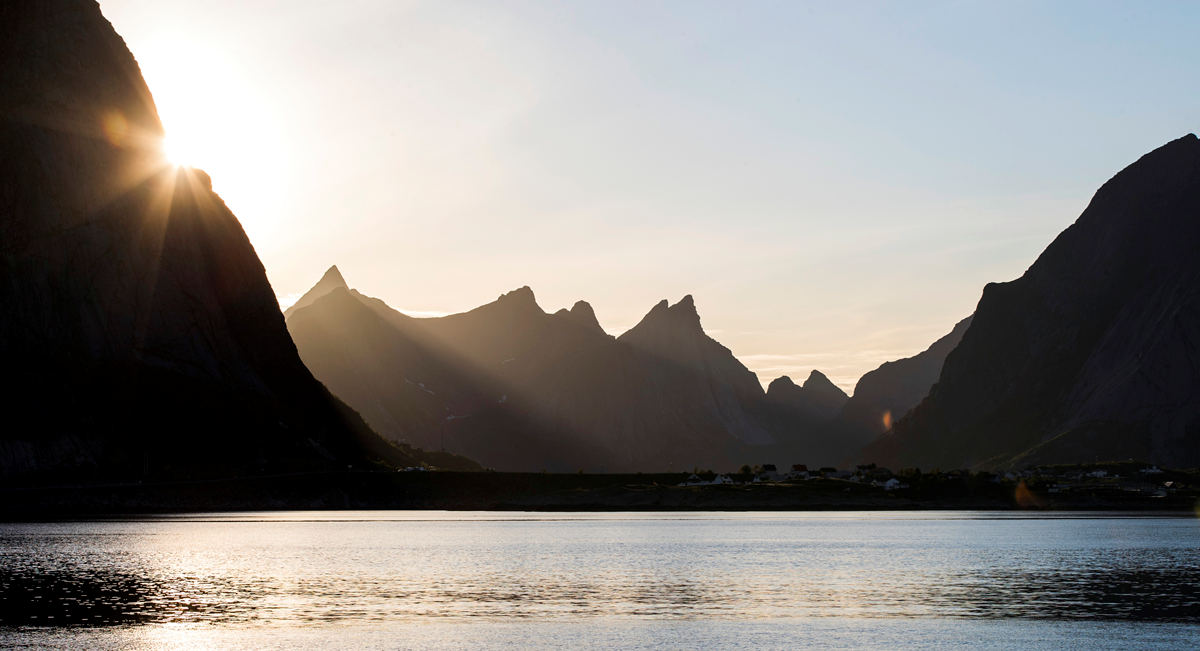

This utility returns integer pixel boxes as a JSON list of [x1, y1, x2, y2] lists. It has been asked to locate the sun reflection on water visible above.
[[2, 513, 1200, 629]]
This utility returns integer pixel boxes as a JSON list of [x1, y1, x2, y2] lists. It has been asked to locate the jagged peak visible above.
[[563, 300, 606, 335], [668, 295, 703, 331], [638, 296, 700, 325], [319, 265, 348, 289], [619, 295, 707, 347], [804, 369, 830, 387], [803, 369, 848, 399], [767, 375, 798, 393], [497, 286, 536, 304], [283, 264, 350, 319]]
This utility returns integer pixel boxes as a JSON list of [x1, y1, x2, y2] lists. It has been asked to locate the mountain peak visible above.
[[320, 265, 348, 289], [618, 294, 709, 353], [634, 296, 701, 329], [498, 286, 536, 304], [767, 370, 848, 422], [803, 369, 834, 390], [560, 300, 607, 335], [283, 264, 352, 319], [767, 375, 797, 392], [671, 294, 698, 319]]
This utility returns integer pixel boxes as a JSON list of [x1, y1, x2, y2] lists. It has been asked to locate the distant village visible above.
[[676, 461, 1190, 499], [679, 464, 908, 490]]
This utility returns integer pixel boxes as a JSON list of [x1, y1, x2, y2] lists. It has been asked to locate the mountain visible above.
[[767, 370, 849, 423], [854, 135, 1200, 471], [617, 295, 777, 446], [287, 271, 819, 471], [554, 301, 608, 336], [283, 265, 349, 319], [0, 0, 472, 482]]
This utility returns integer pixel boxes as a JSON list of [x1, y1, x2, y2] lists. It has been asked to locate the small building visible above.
[[711, 474, 734, 485], [791, 464, 808, 473], [1140, 465, 1164, 474]]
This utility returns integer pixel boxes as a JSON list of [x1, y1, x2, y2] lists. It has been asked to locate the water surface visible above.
[[2, 511, 1199, 648]]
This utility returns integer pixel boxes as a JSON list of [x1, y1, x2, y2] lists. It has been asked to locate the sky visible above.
[[100, 0, 1200, 393]]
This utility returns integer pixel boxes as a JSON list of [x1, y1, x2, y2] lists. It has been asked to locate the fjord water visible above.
[[2, 512, 1199, 649]]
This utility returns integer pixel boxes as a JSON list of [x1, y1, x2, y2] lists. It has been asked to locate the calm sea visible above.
[[2, 511, 1199, 649]]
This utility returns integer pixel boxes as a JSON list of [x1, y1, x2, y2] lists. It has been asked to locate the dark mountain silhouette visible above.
[[853, 135, 1200, 471], [766, 371, 849, 423], [288, 271, 833, 471], [554, 301, 608, 336], [0, 0, 474, 482]]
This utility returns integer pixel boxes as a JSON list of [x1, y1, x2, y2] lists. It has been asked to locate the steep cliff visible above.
[[0, 0, 439, 481], [855, 135, 1200, 470]]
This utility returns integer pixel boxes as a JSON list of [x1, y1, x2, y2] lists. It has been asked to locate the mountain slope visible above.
[[0, 0, 448, 481], [854, 135, 1200, 471]]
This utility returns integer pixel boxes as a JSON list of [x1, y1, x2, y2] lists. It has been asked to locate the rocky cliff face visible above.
[[854, 135, 1200, 471], [288, 272, 803, 471], [0, 0, 434, 481]]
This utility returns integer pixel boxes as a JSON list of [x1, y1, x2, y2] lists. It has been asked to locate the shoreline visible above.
[[3, 470, 1196, 517]]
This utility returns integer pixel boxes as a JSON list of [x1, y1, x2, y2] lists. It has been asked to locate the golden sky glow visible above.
[[132, 30, 291, 245], [98, 1, 1200, 393]]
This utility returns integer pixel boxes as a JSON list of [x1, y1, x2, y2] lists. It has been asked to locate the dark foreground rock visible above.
[[854, 135, 1200, 471], [0, 0, 467, 481]]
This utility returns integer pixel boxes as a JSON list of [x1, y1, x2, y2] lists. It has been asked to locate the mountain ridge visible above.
[[287, 272, 834, 470]]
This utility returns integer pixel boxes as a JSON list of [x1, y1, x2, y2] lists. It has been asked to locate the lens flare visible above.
[[1015, 479, 1044, 508], [882, 410, 892, 430], [101, 111, 128, 146]]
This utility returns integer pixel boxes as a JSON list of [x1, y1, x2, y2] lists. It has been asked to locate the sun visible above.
[[132, 31, 291, 242], [162, 135, 190, 167]]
